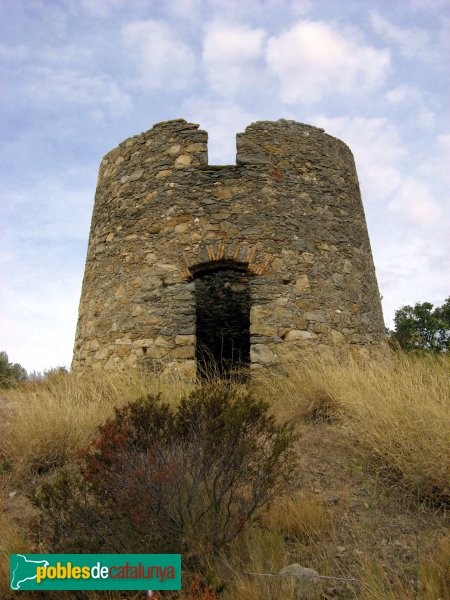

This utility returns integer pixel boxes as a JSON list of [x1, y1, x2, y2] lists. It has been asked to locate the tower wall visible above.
[[72, 119, 385, 374]]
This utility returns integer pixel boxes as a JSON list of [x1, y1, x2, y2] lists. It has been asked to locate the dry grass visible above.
[[217, 523, 450, 600], [0, 351, 448, 599], [218, 527, 293, 600], [0, 369, 193, 479], [0, 369, 194, 598], [418, 532, 450, 599], [263, 492, 331, 541], [356, 533, 450, 599], [4, 351, 448, 500], [0, 472, 35, 596], [256, 351, 450, 502]]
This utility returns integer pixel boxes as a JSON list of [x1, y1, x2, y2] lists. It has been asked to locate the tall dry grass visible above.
[[255, 351, 450, 502], [1, 352, 448, 598], [0, 369, 193, 479], [3, 351, 448, 500], [263, 492, 331, 542], [218, 527, 293, 600], [356, 532, 450, 599], [0, 370, 194, 596]]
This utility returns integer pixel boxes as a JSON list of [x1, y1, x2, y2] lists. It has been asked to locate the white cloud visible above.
[[377, 235, 449, 327], [183, 98, 258, 164], [385, 85, 435, 128], [24, 67, 131, 114], [370, 10, 429, 58], [417, 132, 450, 183], [387, 177, 441, 225], [436, 132, 450, 152], [266, 20, 391, 104], [310, 115, 405, 200], [202, 22, 266, 99], [203, 22, 265, 62], [416, 108, 435, 128], [313, 115, 444, 227], [0, 175, 94, 372], [385, 84, 416, 104], [0, 269, 81, 372], [122, 20, 196, 91]]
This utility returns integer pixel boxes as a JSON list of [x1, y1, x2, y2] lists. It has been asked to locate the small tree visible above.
[[30, 384, 298, 570], [0, 351, 27, 388], [393, 297, 450, 352]]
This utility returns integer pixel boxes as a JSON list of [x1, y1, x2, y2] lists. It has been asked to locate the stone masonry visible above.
[[72, 119, 386, 375]]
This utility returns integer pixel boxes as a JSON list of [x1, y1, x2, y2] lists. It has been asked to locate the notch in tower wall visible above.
[[72, 119, 385, 375]]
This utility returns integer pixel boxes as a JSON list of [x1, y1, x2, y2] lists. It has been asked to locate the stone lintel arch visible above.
[[180, 241, 274, 281], [189, 258, 250, 278]]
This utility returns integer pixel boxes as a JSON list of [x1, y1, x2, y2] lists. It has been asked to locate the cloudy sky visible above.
[[1, 0, 449, 373]]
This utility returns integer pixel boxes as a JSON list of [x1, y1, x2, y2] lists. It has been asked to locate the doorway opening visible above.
[[194, 264, 251, 378]]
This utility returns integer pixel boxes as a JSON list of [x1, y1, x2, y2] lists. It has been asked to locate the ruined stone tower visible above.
[[72, 119, 385, 375]]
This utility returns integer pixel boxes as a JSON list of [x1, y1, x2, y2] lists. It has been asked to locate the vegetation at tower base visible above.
[[1, 351, 448, 599], [29, 384, 297, 570], [390, 296, 450, 352], [72, 119, 386, 375]]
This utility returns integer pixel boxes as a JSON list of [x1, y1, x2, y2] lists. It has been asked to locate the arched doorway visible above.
[[193, 262, 251, 378]]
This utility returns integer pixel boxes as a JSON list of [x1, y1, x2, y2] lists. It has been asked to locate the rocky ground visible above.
[[280, 420, 449, 598]]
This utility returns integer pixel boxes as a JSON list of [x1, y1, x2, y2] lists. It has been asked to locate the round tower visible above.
[[72, 119, 385, 375]]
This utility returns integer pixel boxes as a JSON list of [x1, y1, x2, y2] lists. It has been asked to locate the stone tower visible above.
[[72, 119, 385, 375]]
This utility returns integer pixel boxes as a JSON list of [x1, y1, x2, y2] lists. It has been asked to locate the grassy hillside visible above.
[[1, 352, 448, 599]]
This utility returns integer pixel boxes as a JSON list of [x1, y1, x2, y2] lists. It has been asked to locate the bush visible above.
[[30, 384, 297, 570], [0, 351, 27, 389], [392, 297, 450, 352]]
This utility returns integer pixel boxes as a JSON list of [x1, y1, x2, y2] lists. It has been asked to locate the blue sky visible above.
[[1, 0, 449, 373]]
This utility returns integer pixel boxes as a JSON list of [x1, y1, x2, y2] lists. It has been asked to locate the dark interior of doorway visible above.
[[195, 266, 251, 378]]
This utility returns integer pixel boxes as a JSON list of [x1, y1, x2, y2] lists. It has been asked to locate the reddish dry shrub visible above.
[[29, 384, 297, 571], [179, 575, 217, 599]]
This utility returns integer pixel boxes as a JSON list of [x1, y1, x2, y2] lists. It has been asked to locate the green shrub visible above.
[[0, 351, 27, 388], [30, 384, 297, 570]]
